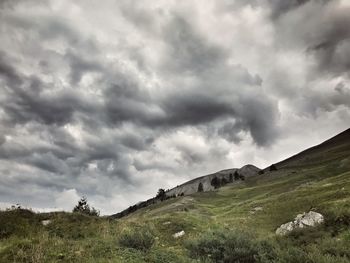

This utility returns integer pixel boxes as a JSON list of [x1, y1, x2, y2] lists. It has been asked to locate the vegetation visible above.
[[269, 164, 278, 171], [119, 226, 155, 251], [73, 197, 99, 216], [234, 170, 240, 180], [211, 176, 221, 189], [0, 129, 349, 262], [156, 189, 166, 201], [197, 182, 204, 192], [229, 173, 234, 182], [186, 229, 275, 263]]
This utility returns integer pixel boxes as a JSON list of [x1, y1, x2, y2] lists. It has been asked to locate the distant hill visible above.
[[165, 164, 260, 197]]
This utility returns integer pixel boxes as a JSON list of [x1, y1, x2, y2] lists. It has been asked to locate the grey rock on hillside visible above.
[[276, 211, 324, 235]]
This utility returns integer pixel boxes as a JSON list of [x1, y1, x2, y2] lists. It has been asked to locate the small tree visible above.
[[229, 173, 233, 183], [234, 171, 240, 181], [221, 177, 228, 186], [156, 188, 166, 201], [211, 177, 221, 189], [269, 164, 277, 171], [198, 182, 204, 192], [73, 197, 99, 216]]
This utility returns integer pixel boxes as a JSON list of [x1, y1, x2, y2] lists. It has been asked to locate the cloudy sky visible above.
[[0, 0, 349, 215]]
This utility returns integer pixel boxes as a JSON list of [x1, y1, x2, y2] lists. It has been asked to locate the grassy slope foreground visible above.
[[0, 129, 350, 262]]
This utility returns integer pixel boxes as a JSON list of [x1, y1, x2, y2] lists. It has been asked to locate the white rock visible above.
[[41, 219, 51, 226], [173, 230, 185, 238], [276, 222, 295, 236], [300, 211, 324, 227], [276, 211, 324, 235]]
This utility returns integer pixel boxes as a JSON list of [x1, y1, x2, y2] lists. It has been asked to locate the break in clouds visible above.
[[0, 0, 349, 214]]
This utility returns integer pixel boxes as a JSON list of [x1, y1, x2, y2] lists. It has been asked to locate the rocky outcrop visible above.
[[166, 164, 260, 197], [276, 211, 324, 235]]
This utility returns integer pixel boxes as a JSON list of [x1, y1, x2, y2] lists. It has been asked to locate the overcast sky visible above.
[[0, 0, 349, 215]]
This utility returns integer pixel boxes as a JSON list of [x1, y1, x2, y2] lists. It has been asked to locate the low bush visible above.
[[146, 249, 187, 263], [186, 228, 275, 263], [0, 209, 41, 239], [46, 213, 99, 239], [323, 206, 350, 234], [119, 226, 155, 251]]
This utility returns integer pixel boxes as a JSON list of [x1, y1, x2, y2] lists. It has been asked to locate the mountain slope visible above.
[[273, 128, 350, 169], [122, 128, 350, 234]]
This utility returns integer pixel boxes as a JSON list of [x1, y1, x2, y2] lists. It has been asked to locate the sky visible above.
[[0, 0, 349, 215]]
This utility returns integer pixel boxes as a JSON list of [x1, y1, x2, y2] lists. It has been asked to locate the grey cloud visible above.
[[0, 53, 22, 86], [274, 1, 350, 78], [65, 51, 104, 85], [268, 0, 312, 19], [162, 16, 226, 74], [0, 0, 348, 214], [218, 121, 245, 144]]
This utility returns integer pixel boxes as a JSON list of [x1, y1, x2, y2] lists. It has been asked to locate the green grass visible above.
[[1, 139, 350, 262]]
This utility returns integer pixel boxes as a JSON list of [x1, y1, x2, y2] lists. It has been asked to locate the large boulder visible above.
[[276, 211, 324, 235]]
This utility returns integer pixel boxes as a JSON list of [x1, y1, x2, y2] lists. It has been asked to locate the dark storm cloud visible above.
[[268, 0, 312, 19], [307, 5, 350, 76], [0, 56, 102, 127], [219, 0, 315, 18], [162, 16, 226, 74], [3, 80, 84, 126], [161, 93, 235, 126], [0, 53, 23, 86], [65, 51, 104, 85], [273, 0, 350, 78]]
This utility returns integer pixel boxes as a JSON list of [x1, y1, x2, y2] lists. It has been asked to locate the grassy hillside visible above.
[[0, 129, 350, 262]]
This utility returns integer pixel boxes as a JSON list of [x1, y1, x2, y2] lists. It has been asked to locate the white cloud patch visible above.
[[55, 189, 80, 211]]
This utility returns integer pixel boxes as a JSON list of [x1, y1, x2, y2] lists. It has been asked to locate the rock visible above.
[[250, 206, 263, 214], [173, 230, 185, 238], [41, 219, 51, 226], [162, 221, 171, 225], [276, 211, 324, 235]]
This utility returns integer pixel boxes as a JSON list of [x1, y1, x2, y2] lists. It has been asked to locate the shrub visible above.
[[198, 182, 204, 192], [186, 229, 275, 263], [234, 171, 240, 181], [275, 246, 310, 263], [119, 226, 155, 251], [323, 206, 350, 234], [146, 249, 186, 263], [47, 212, 99, 239], [221, 178, 228, 186], [269, 164, 278, 171], [156, 189, 166, 201], [229, 173, 234, 183], [73, 197, 99, 216], [0, 209, 40, 239], [211, 177, 221, 189]]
